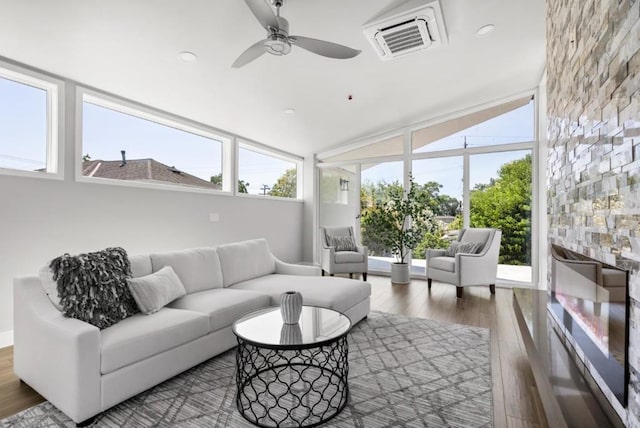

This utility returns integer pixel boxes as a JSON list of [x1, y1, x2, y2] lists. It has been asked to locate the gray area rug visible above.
[[2, 312, 492, 427]]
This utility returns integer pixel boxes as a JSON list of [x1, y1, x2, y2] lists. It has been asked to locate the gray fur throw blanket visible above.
[[49, 247, 138, 329]]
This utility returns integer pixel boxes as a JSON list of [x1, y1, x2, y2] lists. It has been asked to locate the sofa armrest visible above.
[[426, 249, 447, 260], [274, 258, 321, 276], [321, 246, 335, 273], [13, 276, 102, 423]]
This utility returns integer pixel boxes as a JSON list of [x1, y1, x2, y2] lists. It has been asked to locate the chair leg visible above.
[[349, 273, 353, 279], [363, 272, 367, 281], [321, 270, 325, 276], [456, 287, 463, 298], [489, 284, 495, 294], [330, 273, 334, 277], [427, 278, 432, 290]]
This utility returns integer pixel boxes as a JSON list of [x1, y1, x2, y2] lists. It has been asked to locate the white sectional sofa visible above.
[[13, 239, 371, 425]]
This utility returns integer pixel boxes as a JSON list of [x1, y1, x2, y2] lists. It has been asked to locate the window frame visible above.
[[237, 139, 303, 201], [76, 88, 232, 195], [0, 61, 63, 180], [316, 90, 539, 286]]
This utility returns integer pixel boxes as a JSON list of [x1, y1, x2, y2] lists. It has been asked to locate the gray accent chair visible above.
[[426, 228, 502, 298], [320, 226, 368, 281]]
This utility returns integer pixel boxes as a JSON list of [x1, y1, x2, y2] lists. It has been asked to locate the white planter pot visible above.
[[391, 263, 410, 284]]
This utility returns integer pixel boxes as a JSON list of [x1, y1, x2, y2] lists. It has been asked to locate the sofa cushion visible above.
[[323, 227, 353, 247], [429, 256, 456, 273], [217, 239, 276, 287], [127, 266, 187, 315], [330, 236, 357, 252], [230, 274, 371, 314], [168, 288, 270, 332], [335, 251, 365, 263], [456, 241, 483, 255], [129, 254, 152, 278], [150, 247, 223, 293], [460, 228, 491, 246], [100, 307, 209, 374], [38, 265, 62, 311], [49, 247, 138, 329]]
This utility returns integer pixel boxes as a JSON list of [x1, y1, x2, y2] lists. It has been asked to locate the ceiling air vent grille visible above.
[[376, 19, 431, 54], [363, 0, 447, 61]]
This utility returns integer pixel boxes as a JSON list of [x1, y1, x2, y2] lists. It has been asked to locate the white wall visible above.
[[0, 174, 303, 337], [0, 61, 305, 341]]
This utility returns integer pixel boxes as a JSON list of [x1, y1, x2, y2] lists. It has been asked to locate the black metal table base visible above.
[[235, 336, 349, 427]]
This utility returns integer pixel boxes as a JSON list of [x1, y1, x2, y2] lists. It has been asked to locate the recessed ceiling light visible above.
[[476, 24, 495, 36], [177, 51, 198, 63], [284, 108, 296, 114]]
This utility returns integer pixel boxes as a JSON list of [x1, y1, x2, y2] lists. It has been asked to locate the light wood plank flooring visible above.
[[0, 276, 548, 427]]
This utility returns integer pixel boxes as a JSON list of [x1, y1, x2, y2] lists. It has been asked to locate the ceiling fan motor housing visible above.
[[264, 33, 291, 55]]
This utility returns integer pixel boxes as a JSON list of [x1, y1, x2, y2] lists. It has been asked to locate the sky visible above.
[[1, 74, 533, 200], [0, 77, 47, 170], [362, 101, 534, 201], [0, 75, 295, 195]]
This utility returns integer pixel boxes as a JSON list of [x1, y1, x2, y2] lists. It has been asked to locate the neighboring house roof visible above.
[[83, 159, 221, 190]]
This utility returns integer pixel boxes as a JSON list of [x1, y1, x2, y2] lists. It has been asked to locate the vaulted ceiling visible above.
[[0, 0, 545, 156]]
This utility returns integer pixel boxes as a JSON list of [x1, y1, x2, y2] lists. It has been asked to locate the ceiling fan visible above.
[[232, 0, 361, 68]]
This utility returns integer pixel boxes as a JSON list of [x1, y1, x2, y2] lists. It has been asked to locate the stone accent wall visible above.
[[546, 0, 640, 425]]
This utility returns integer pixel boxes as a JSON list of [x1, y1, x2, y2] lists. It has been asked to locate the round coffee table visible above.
[[232, 305, 351, 427]]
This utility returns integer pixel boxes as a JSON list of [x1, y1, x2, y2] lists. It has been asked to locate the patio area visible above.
[[369, 256, 532, 284]]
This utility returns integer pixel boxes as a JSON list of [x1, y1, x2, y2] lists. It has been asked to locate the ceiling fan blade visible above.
[[232, 40, 266, 68], [244, 0, 279, 31], [289, 36, 361, 59]]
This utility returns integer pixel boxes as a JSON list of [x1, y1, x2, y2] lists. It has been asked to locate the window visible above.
[[411, 156, 464, 274], [470, 150, 532, 283], [81, 96, 224, 191], [360, 161, 404, 272], [0, 67, 58, 176], [238, 144, 299, 198], [412, 98, 534, 153]]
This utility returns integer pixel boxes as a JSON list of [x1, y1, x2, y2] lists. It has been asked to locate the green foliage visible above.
[[414, 231, 449, 259], [360, 177, 436, 263], [210, 174, 249, 193], [469, 154, 532, 265], [269, 168, 297, 198]]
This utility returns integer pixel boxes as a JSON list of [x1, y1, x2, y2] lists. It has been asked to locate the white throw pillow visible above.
[[126, 266, 187, 315], [38, 265, 62, 311]]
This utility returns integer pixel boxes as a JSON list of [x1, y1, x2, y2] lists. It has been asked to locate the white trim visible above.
[[0, 330, 13, 348], [317, 89, 537, 160], [235, 193, 303, 203], [318, 141, 535, 168], [238, 139, 303, 163], [0, 61, 64, 180], [75, 174, 235, 196], [463, 152, 470, 228]]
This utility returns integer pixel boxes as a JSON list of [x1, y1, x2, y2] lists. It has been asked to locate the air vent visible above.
[[363, 0, 447, 61]]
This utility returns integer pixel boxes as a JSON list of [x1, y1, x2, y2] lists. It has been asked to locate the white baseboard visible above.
[[0, 330, 14, 348]]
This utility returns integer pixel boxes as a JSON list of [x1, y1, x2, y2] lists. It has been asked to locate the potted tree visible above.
[[362, 176, 435, 284]]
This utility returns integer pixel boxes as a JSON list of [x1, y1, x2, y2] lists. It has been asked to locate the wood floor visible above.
[[0, 276, 548, 427]]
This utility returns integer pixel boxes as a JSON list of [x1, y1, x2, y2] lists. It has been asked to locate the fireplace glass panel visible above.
[[548, 244, 629, 407]]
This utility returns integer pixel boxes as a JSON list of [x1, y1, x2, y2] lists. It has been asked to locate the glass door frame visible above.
[[315, 91, 540, 287]]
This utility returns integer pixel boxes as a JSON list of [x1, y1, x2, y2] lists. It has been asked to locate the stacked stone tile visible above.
[[547, 0, 640, 424]]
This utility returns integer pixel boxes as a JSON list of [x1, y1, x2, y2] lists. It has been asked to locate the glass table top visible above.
[[232, 306, 351, 348]]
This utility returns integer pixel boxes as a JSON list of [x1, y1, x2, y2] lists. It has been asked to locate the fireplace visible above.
[[549, 244, 630, 407]]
